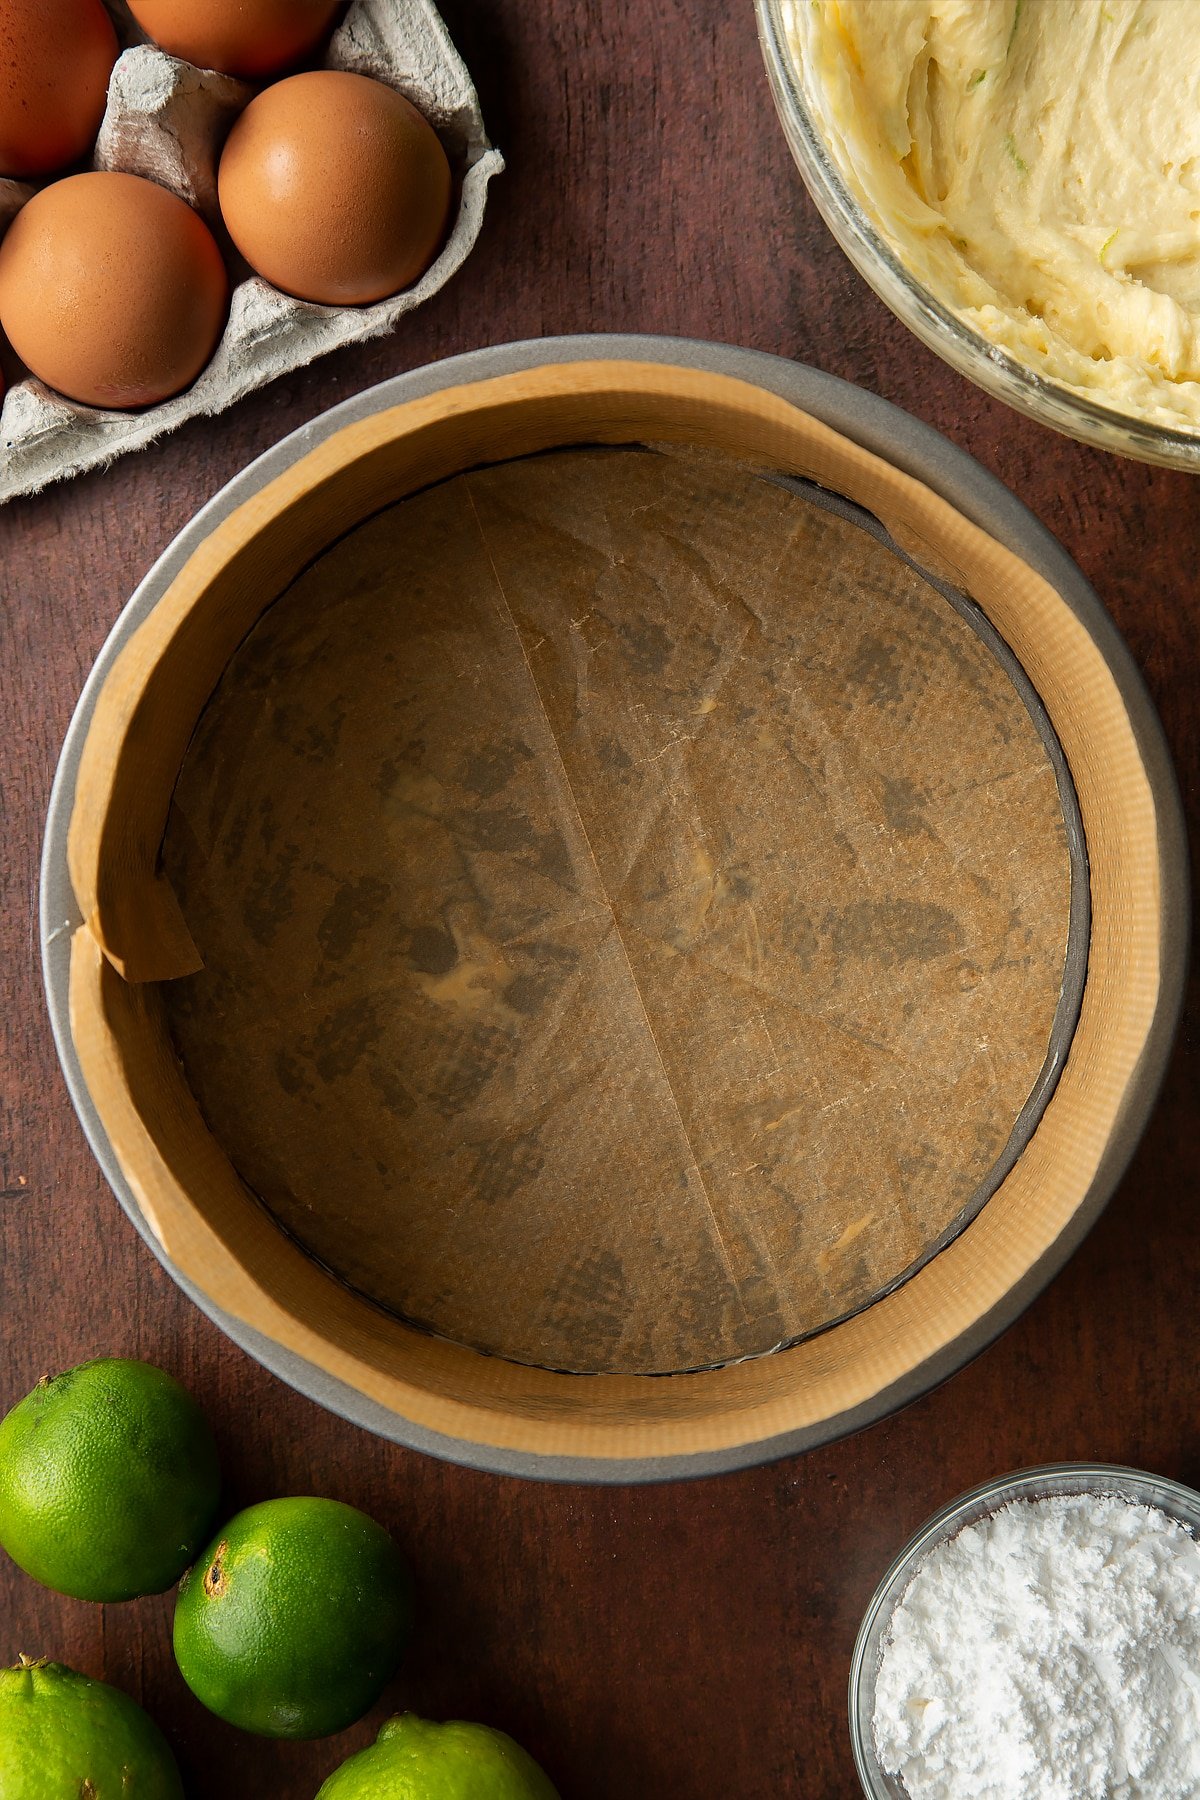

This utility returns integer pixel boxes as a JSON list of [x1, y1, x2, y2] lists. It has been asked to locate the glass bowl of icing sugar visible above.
[[850, 1463, 1200, 1800]]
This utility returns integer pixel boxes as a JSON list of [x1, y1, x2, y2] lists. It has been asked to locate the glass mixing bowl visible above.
[[848, 1462, 1200, 1798], [755, 0, 1200, 471]]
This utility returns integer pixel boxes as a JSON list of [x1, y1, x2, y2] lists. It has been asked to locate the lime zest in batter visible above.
[[787, 0, 1200, 429], [1003, 133, 1027, 175]]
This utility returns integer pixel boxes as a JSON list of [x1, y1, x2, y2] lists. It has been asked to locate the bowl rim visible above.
[[848, 1460, 1200, 1796], [40, 334, 1191, 1482], [754, 0, 1200, 471]]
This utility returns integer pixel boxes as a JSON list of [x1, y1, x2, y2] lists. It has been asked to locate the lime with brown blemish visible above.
[[0, 1655, 184, 1799], [0, 1358, 221, 1602], [315, 1714, 562, 1800], [173, 1496, 414, 1738]]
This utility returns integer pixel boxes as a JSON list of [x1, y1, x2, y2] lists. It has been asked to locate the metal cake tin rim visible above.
[[40, 334, 1191, 1483]]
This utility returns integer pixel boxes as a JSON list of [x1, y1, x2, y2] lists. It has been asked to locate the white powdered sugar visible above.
[[873, 1492, 1200, 1800]]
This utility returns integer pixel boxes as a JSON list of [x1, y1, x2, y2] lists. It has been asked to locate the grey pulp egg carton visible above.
[[0, 0, 502, 503]]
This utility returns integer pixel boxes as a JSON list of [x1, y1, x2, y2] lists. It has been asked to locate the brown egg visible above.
[[218, 71, 451, 307], [0, 172, 229, 408], [0, 0, 118, 178], [126, 0, 341, 80]]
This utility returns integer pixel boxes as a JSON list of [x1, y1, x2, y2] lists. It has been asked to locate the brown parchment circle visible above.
[[160, 445, 1072, 1375]]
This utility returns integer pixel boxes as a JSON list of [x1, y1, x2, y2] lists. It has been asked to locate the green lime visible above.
[[0, 1357, 221, 1602], [173, 1496, 413, 1739], [0, 1654, 184, 1799], [316, 1715, 561, 1800]]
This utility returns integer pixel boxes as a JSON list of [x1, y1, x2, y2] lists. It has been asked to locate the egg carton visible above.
[[0, 0, 502, 503]]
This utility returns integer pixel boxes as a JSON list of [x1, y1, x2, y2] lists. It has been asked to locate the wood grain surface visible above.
[[0, 3, 1196, 1795]]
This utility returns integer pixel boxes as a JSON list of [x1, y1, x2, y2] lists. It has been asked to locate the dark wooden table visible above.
[[2, 4, 1197, 1795]]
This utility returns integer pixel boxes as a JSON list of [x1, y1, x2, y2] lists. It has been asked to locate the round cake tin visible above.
[[40, 335, 1189, 1481], [755, 0, 1200, 472], [850, 1462, 1200, 1797]]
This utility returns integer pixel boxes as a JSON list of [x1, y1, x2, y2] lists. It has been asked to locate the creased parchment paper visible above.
[[160, 446, 1073, 1375], [0, 0, 501, 504]]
